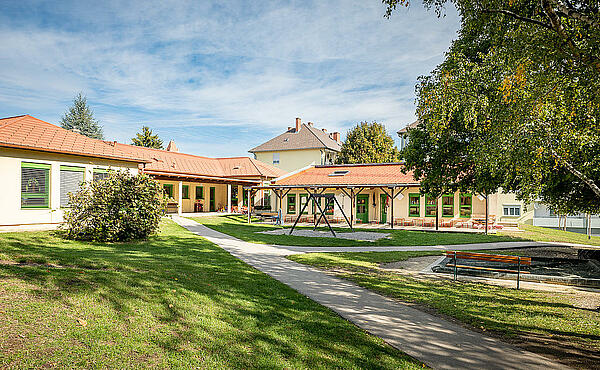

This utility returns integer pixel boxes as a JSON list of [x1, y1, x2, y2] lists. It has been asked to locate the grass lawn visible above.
[[0, 220, 420, 369], [500, 224, 600, 246], [288, 251, 600, 368], [192, 215, 519, 247]]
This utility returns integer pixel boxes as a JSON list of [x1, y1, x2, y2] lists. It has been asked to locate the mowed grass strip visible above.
[[0, 220, 420, 369], [193, 215, 519, 247], [288, 251, 600, 368], [499, 224, 600, 246]]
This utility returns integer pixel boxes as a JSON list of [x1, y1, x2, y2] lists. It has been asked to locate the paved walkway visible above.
[[172, 216, 567, 369], [265, 240, 554, 254]]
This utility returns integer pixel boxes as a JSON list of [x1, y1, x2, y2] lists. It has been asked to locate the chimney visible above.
[[295, 117, 301, 132], [322, 128, 327, 133], [307, 121, 314, 127], [166, 140, 179, 152], [332, 132, 340, 143]]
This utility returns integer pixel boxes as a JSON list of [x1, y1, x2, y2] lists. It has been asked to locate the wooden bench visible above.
[[444, 251, 532, 289]]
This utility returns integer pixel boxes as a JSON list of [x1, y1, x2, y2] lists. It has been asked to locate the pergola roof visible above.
[[269, 163, 419, 188]]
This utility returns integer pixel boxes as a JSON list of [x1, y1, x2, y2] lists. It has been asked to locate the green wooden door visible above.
[[380, 194, 387, 224], [356, 194, 369, 223], [209, 187, 216, 212]]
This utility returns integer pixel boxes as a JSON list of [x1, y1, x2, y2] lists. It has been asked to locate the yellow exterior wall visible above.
[[275, 187, 487, 223], [0, 147, 139, 226], [254, 149, 338, 173], [488, 191, 534, 224]]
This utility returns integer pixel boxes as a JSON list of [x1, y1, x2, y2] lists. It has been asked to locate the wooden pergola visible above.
[[244, 183, 491, 235]]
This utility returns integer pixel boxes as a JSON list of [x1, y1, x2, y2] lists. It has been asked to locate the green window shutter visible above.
[[163, 184, 174, 198], [442, 195, 454, 217], [196, 186, 204, 200], [21, 162, 50, 209], [182, 185, 189, 199], [425, 195, 437, 217], [459, 194, 472, 218], [299, 194, 308, 214], [287, 194, 297, 214], [60, 166, 85, 207], [408, 194, 420, 217]]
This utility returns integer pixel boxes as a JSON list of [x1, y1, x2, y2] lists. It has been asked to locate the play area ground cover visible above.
[[288, 250, 600, 369], [0, 220, 420, 369], [192, 215, 520, 247]]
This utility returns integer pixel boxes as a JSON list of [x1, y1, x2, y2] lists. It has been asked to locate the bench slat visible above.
[[445, 251, 531, 265], [446, 264, 531, 274]]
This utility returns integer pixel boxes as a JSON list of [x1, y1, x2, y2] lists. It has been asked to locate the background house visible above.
[[249, 118, 342, 173]]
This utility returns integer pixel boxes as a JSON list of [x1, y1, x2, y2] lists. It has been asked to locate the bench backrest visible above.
[[445, 251, 531, 265]]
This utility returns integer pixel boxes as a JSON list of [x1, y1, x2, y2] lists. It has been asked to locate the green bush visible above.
[[62, 171, 166, 242]]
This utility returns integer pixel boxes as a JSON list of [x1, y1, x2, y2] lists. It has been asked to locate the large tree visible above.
[[387, 0, 600, 214], [60, 93, 104, 139], [132, 126, 164, 149], [336, 121, 399, 164]]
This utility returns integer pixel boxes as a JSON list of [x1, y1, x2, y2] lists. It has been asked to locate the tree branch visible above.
[[481, 8, 553, 30], [551, 0, 600, 28], [549, 148, 600, 198]]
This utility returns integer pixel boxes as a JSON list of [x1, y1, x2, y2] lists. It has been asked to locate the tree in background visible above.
[[60, 93, 104, 139], [336, 122, 399, 164], [132, 126, 164, 149], [387, 0, 600, 214]]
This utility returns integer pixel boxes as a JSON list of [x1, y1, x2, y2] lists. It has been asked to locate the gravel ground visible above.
[[259, 229, 390, 241]]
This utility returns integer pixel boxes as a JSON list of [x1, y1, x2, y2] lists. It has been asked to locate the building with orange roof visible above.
[[0, 115, 285, 229], [253, 163, 491, 229]]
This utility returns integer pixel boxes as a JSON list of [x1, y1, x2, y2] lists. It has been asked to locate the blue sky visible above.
[[0, 0, 459, 157]]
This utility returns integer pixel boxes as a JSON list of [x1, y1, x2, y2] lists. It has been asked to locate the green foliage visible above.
[[389, 0, 600, 214], [62, 171, 166, 242], [336, 121, 399, 164], [131, 126, 164, 149], [60, 93, 104, 139]]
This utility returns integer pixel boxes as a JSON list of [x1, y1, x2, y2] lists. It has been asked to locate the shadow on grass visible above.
[[0, 222, 417, 369]]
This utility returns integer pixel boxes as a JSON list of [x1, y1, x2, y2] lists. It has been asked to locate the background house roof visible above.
[[0, 115, 147, 163], [397, 120, 420, 135], [115, 143, 286, 179], [249, 123, 342, 153], [273, 163, 418, 187]]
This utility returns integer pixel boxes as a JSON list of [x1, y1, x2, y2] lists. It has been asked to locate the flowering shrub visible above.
[[62, 171, 166, 242]]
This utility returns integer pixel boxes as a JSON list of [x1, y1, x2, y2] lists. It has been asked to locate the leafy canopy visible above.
[[132, 126, 164, 149], [62, 171, 166, 242], [60, 93, 104, 140], [336, 121, 399, 164], [388, 0, 600, 214]]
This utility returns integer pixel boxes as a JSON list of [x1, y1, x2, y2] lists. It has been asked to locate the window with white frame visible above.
[[503, 205, 521, 216], [272, 152, 280, 164]]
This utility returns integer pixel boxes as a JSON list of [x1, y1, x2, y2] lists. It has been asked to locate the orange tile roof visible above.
[[273, 163, 419, 187], [0, 115, 147, 163], [114, 143, 286, 179], [0, 114, 286, 180]]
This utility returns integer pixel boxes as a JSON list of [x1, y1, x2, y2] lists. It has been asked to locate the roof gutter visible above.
[[0, 142, 150, 163]]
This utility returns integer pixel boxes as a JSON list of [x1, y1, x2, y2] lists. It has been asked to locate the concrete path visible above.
[[172, 216, 567, 370], [266, 240, 554, 254]]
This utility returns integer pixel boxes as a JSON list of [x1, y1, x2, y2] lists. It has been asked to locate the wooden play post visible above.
[[247, 189, 252, 224]]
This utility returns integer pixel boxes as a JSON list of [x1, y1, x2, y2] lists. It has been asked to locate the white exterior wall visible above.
[[0, 148, 139, 226]]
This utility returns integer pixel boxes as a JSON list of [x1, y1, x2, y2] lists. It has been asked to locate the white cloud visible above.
[[0, 0, 459, 156]]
